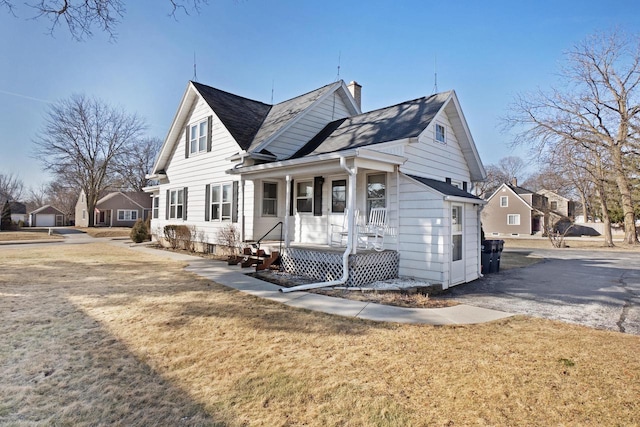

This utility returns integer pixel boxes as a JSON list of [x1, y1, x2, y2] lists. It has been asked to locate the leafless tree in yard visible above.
[[0, 172, 25, 202], [473, 156, 529, 198], [34, 94, 145, 227], [505, 29, 640, 244], [2, 0, 207, 40], [112, 137, 162, 192]]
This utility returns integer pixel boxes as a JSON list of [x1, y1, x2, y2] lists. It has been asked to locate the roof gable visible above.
[[248, 80, 358, 155], [487, 183, 533, 210]]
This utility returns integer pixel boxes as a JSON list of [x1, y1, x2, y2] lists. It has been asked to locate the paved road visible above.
[[444, 248, 640, 334]]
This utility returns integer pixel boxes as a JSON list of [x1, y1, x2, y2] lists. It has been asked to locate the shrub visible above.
[[1, 201, 11, 231], [130, 218, 149, 243], [217, 224, 241, 255], [163, 224, 191, 250]]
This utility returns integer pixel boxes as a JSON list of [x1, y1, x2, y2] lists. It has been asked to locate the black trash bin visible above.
[[490, 240, 505, 273], [481, 240, 497, 274]]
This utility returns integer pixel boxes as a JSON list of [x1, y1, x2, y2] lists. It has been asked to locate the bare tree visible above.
[[26, 183, 48, 212], [473, 156, 529, 198], [112, 137, 162, 191], [0, 172, 25, 202], [2, 0, 207, 40], [46, 180, 79, 219], [505, 30, 640, 244], [34, 94, 145, 227]]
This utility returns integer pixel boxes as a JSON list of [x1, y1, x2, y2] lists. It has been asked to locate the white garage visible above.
[[29, 205, 65, 227]]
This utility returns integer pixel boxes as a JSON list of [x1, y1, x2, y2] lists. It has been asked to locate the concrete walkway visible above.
[[122, 241, 513, 326]]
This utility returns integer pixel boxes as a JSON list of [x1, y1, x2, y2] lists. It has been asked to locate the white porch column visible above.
[[239, 178, 245, 242], [347, 165, 357, 254], [284, 174, 291, 248]]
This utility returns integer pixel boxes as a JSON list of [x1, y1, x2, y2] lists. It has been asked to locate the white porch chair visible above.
[[330, 209, 359, 247], [357, 207, 389, 252]]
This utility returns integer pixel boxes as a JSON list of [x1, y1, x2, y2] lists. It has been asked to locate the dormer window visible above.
[[435, 123, 446, 144]]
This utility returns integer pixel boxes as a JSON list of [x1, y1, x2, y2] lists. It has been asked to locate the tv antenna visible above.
[[193, 52, 198, 82], [432, 54, 438, 94]]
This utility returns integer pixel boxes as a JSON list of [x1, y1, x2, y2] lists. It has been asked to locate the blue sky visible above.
[[1, 0, 639, 191]]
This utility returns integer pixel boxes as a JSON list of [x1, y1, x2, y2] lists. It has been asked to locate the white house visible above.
[[146, 80, 486, 289]]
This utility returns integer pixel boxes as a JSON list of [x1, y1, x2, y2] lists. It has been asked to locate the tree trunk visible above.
[[595, 182, 614, 247], [611, 146, 638, 244]]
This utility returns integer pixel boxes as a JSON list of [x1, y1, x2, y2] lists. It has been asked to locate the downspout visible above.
[[284, 175, 291, 248], [280, 157, 356, 293]]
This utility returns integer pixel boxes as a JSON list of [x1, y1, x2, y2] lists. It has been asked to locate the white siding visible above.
[[464, 204, 481, 283], [150, 96, 253, 247], [397, 178, 447, 283], [267, 93, 352, 160], [400, 112, 471, 184]]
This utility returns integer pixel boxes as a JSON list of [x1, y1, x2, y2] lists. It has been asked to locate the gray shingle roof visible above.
[[507, 184, 535, 195], [192, 80, 340, 153], [291, 91, 450, 158], [407, 174, 481, 200], [191, 81, 271, 151]]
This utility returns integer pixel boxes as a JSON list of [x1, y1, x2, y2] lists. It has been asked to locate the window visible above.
[[211, 183, 232, 221], [550, 201, 558, 211], [500, 196, 508, 207], [296, 181, 313, 213], [82, 209, 86, 220], [366, 174, 386, 214], [262, 182, 277, 216], [117, 210, 138, 221], [189, 119, 208, 154], [331, 179, 346, 213], [169, 189, 184, 219], [435, 123, 446, 144], [507, 214, 520, 225], [153, 196, 159, 219]]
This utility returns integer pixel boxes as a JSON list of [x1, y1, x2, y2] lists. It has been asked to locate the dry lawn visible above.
[[0, 230, 62, 241], [1, 243, 639, 426], [75, 227, 132, 238]]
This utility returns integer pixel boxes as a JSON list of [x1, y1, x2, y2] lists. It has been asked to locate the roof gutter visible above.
[[280, 156, 356, 293]]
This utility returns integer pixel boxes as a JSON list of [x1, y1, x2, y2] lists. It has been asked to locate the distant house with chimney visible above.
[[481, 179, 575, 236]]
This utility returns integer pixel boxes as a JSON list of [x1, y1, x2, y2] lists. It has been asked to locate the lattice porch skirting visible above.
[[281, 248, 399, 287]]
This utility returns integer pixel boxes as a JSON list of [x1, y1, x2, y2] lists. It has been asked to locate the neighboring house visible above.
[[9, 201, 27, 224], [75, 190, 152, 227], [146, 79, 486, 288], [482, 181, 548, 236], [537, 189, 575, 220], [28, 205, 66, 227]]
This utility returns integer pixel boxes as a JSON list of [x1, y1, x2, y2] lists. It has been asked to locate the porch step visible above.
[[256, 251, 280, 271]]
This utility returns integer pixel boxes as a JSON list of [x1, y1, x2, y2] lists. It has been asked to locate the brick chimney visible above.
[[347, 81, 362, 111], [511, 177, 518, 187]]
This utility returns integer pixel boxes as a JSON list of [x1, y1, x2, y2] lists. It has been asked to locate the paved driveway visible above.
[[445, 248, 640, 334]]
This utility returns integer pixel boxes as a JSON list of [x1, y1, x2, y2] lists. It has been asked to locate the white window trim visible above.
[[435, 123, 446, 144], [210, 182, 233, 221], [152, 196, 159, 219], [500, 196, 508, 207], [296, 180, 313, 214], [117, 209, 138, 221], [262, 182, 278, 217], [169, 189, 184, 219], [189, 119, 208, 155], [507, 214, 520, 225], [331, 179, 347, 213]]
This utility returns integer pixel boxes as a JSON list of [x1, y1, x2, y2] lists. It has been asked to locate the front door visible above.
[[451, 204, 465, 285], [327, 177, 348, 245]]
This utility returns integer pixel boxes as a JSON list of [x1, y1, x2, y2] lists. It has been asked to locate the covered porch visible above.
[[233, 148, 406, 287]]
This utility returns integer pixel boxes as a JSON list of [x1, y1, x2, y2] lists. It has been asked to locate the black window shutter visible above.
[[185, 126, 190, 158], [182, 187, 188, 220], [289, 180, 294, 216], [165, 189, 170, 219], [463, 181, 468, 192], [313, 176, 323, 216], [445, 177, 452, 185], [206, 116, 213, 152], [204, 184, 210, 221], [232, 181, 239, 223]]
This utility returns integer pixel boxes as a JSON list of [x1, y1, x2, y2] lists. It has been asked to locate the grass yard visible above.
[[0, 230, 62, 241], [1, 243, 639, 426], [74, 227, 132, 238]]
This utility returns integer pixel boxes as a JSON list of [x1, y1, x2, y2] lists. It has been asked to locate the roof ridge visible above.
[[190, 80, 271, 107], [350, 90, 450, 118]]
